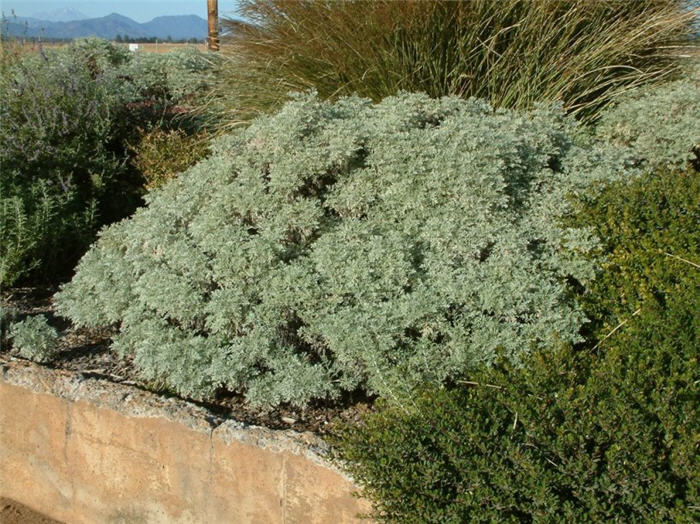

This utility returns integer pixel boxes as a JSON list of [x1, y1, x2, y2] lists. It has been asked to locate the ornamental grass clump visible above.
[[55, 93, 635, 407], [215, 0, 697, 126]]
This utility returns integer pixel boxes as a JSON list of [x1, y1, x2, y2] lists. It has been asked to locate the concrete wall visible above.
[[0, 358, 371, 523]]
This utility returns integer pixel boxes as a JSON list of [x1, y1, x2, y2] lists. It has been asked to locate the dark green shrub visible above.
[[0, 179, 97, 285], [331, 165, 700, 522], [218, 0, 697, 125], [55, 93, 635, 407], [0, 39, 218, 286], [574, 164, 700, 337]]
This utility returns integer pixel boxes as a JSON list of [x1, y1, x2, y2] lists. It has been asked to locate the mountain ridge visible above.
[[29, 8, 88, 22], [3, 12, 207, 40]]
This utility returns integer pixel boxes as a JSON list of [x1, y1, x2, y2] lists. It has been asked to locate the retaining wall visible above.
[[0, 358, 370, 523]]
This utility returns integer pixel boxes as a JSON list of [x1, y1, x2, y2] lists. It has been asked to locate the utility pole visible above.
[[207, 0, 219, 51]]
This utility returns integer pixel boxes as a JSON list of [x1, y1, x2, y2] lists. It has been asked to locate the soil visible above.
[[0, 498, 62, 524], [0, 286, 374, 436]]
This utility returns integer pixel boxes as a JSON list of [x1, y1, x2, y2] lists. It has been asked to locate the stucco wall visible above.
[[0, 358, 370, 523]]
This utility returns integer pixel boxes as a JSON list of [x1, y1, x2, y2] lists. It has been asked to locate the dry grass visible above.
[[215, 0, 698, 126]]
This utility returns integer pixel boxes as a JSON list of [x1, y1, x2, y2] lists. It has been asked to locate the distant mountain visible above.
[[142, 15, 209, 41], [3, 12, 207, 40], [30, 8, 88, 22]]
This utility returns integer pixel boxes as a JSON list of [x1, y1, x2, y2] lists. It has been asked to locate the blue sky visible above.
[[2, 1, 241, 23]]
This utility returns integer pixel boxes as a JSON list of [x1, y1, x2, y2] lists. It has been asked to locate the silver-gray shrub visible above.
[[9, 315, 61, 363], [55, 93, 635, 407], [595, 60, 700, 169], [120, 46, 221, 131], [125, 47, 219, 101]]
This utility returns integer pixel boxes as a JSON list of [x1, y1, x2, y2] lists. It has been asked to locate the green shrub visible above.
[[334, 334, 699, 522], [0, 40, 131, 197], [55, 93, 635, 407], [0, 39, 218, 286], [129, 129, 211, 190], [0, 40, 135, 286], [119, 47, 221, 133], [217, 0, 697, 125], [9, 314, 61, 363], [574, 164, 700, 337], [331, 164, 700, 522], [595, 61, 700, 169], [0, 179, 97, 285]]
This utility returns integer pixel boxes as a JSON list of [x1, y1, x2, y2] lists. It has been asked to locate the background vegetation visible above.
[[594, 61, 700, 169], [0, 39, 217, 286], [129, 129, 211, 190]]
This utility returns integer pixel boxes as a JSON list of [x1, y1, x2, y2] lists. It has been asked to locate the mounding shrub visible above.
[[56, 93, 636, 407], [217, 0, 698, 125], [331, 165, 700, 522], [595, 60, 700, 169]]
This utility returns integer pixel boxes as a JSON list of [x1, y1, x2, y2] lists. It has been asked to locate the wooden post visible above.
[[207, 0, 219, 51]]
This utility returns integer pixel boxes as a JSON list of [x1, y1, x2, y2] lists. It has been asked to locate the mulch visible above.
[[0, 286, 373, 436]]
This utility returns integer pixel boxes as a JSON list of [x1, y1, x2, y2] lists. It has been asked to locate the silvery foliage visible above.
[[55, 93, 635, 407], [595, 61, 700, 168], [9, 315, 60, 363], [123, 47, 220, 102]]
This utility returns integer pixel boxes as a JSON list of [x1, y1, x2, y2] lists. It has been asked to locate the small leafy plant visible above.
[[9, 315, 61, 363]]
